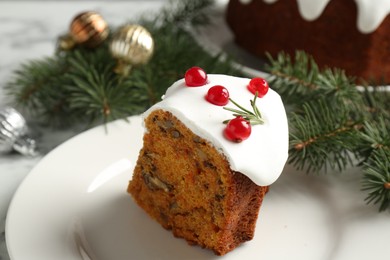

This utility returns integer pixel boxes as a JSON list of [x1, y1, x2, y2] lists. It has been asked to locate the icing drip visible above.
[[238, 0, 390, 33], [144, 75, 289, 186], [355, 0, 390, 33], [296, 0, 329, 21]]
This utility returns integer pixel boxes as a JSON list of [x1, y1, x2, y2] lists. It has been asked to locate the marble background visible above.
[[0, 1, 170, 259]]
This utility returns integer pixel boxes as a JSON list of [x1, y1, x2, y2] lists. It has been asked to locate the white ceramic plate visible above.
[[6, 115, 390, 260]]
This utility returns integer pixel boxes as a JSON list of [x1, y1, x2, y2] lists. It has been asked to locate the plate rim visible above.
[[5, 115, 142, 259]]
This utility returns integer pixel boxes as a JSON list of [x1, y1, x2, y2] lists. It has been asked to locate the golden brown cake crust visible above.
[[226, 0, 390, 84], [128, 109, 268, 255]]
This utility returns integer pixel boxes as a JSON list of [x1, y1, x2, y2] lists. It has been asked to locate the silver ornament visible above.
[[0, 107, 37, 156]]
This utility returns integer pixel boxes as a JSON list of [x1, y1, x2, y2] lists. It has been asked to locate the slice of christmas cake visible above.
[[128, 67, 288, 255]]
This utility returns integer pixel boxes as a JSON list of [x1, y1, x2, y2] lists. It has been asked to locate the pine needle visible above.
[[4, 0, 390, 212], [267, 50, 390, 211], [5, 0, 240, 128]]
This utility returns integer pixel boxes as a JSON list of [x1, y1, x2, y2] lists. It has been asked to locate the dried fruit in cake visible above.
[[128, 68, 288, 255]]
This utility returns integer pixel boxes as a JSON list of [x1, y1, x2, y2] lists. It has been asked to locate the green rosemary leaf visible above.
[[227, 98, 254, 116], [5, 0, 390, 212], [251, 93, 263, 120], [223, 93, 264, 125], [223, 107, 248, 116]]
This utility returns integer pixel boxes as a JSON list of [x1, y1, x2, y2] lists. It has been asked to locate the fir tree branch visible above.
[[266, 51, 361, 111], [265, 51, 320, 101], [355, 117, 390, 163], [360, 86, 390, 121], [362, 148, 390, 211], [5, 0, 239, 128], [267, 50, 390, 211], [288, 98, 361, 173], [4, 1, 390, 212], [358, 117, 390, 210]]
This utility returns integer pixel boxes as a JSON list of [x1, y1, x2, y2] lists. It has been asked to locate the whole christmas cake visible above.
[[226, 0, 390, 84], [127, 67, 288, 255]]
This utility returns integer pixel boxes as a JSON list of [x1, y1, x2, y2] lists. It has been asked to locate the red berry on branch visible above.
[[224, 116, 251, 143], [185, 66, 207, 87], [206, 85, 229, 106], [247, 77, 269, 97]]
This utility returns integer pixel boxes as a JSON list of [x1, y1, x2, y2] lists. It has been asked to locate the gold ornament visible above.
[[109, 24, 154, 76], [58, 11, 109, 50]]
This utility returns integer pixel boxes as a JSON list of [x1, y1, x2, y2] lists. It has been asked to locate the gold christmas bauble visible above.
[[69, 11, 109, 48], [109, 24, 154, 76]]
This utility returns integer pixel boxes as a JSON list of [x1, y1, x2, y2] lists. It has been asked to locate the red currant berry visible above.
[[206, 85, 230, 106], [247, 77, 269, 97], [184, 66, 207, 87], [224, 116, 251, 143]]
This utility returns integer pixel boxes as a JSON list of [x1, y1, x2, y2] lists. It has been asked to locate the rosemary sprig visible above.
[[5, 0, 390, 212], [223, 92, 264, 125]]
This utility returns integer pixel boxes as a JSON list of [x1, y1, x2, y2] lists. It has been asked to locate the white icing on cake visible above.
[[238, 0, 390, 33], [143, 74, 289, 186]]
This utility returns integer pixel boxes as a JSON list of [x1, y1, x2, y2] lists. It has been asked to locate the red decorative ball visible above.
[[206, 85, 229, 106], [224, 116, 251, 143], [247, 77, 269, 97], [185, 66, 207, 87]]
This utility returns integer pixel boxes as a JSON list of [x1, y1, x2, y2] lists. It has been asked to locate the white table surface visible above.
[[0, 1, 172, 259]]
